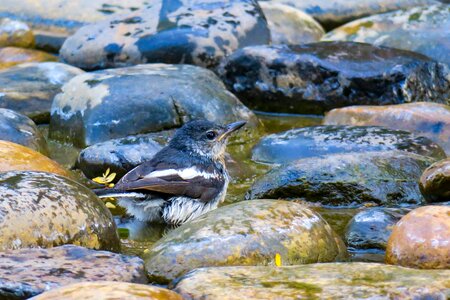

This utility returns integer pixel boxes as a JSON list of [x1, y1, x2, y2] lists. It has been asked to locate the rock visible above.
[[258, 0, 438, 30], [0, 62, 84, 123], [0, 18, 34, 48], [143, 200, 347, 284], [252, 125, 446, 164], [0, 108, 48, 154], [78, 133, 163, 179], [420, 158, 450, 202], [31, 281, 182, 300], [246, 151, 436, 207], [386, 206, 450, 269], [258, 2, 324, 45], [0, 245, 146, 300], [173, 263, 450, 299], [49, 64, 257, 147], [60, 0, 270, 70], [323, 4, 450, 66], [323, 102, 450, 156], [0, 140, 69, 176], [345, 207, 409, 250], [0, 171, 120, 251], [34, 31, 67, 53], [218, 42, 450, 114], [0, 47, 57, 69]]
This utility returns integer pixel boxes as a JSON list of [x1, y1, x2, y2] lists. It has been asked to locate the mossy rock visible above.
[[0, 47, 56, 69], [0, 18, 34, 48]]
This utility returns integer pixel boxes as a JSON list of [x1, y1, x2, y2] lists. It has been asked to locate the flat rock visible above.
[[246, 151, 436, 207], [420, 158, 450, 202], [323, 4, 450, 66], [323, 102, 450, 155], [173, 263, 450, 299], [0, 62, 84, 123], [386, 205, 450, 269], [218, 42, 450, 114], [0, 18, 34, 48], [143, 200, 347, 284], [0, 108, 48, 154], [49, 64, 257, 147], [0, 245, 146, 300], [0, 171, 120, 251], [60, 0, 270, 70], [252, 125, 446, 164], [0, 47, 57, 70]]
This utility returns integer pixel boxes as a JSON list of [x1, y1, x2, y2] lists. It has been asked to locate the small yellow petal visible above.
[[105, 172, 116, 183], [108, 183, 115, 188], [275, 253, 282, 267], [105, 202, 116, 209], [104, 168, 111, 177], [92, 177, 107, 184]]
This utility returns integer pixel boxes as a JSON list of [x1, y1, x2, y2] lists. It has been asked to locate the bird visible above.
[[94, 119, 246, 225]]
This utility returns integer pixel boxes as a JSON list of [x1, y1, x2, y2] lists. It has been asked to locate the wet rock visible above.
[[173, 263, 450, 299], [323, 5, 450, 66], [49, 64, 257, 147], [0, 108, 48, 154], [252, 125, 446, 164], [78, 133, 163, 179], [0, 140, 69, 176], [0, 245, 146, 300], [0, 171, 120, 251], [0, 18, 34, 48], [0, 47, 57, 69], [0, 62, 84, 123], [143, 200, 347, 284], [345, 207, 409, 250], [60, 0, 269, 70], [420, 158, 450, 202], [259, 2, 324, 45], [218, 42, 450, 114], [323, 102, 450, 156], [31, 281, 182, 300], [34, 31, 67, 53], [386, 206, 450, 269], [246, 151, 436, 207]]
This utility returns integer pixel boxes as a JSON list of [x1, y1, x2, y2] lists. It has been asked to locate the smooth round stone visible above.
[[323, 4, 450, 66], [0, 47, 57, 69], [60, 0, 270, 70], [0, 245, 146, 300], [323, 102, 450, 156], [143, 200, 347, 284], [173, 263, 450, 299], [78, 133, 163, 179], [0, 140, 69, 176], [31, 281, 182, 300], [386, 206, 450, 269], [49, 64, 257, 147], [218, 42, 450, 114], [252, 125, 446, 164], [420, 158, 450, 202], [0, 108, 48, 154], [0, 62, 84, 123], [246, 151, 436, 207], [259, 2, 324, 45], [0, 18, 34, 48], [0, 171, 120, 251]]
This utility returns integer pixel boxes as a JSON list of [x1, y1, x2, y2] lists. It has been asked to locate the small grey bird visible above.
[[94, 120, 246, 225]]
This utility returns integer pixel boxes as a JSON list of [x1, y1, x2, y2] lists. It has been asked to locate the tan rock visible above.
[[0, 47, 56, 69], [420, 158, 450, 202], [0, 18, 34, 48]]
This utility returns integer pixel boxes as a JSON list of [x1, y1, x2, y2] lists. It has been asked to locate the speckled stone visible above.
[[0, 18, 34, 48], [0, 47, 57, 69], [0, 62, 84, 123], [252, 125, 446, 164], [419, 158, 450, 202], [0, 171, 120, 251], [0, 245, 146, 300], [49, 64, 257, 147], [246, 151, 436, 207], [386, 206, 450, 269], [323, 4, 450, 66], [218, 42, 450, 114], [0, 108, 48, 154], [143, 200, 347, 284], [173, 263, 450, 299], [323, 102, 450, 156]]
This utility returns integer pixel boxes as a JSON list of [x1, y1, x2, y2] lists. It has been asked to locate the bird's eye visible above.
[[206, 131, 217, 140]]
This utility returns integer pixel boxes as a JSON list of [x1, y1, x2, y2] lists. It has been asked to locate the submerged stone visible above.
[[0, 47, 57, 69], [419, 158, 450, 202], [0, 18, 34, 48]]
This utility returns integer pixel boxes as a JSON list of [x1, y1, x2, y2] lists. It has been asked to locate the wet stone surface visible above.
[[218, 42, 450, 114], [0, 18, 34, 48], [0, 47, 57, 69], [0, 245, 146, 300], [420, 158, 450, 203]]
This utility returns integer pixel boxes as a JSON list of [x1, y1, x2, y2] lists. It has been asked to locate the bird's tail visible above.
[[92, 188, 147, 199]]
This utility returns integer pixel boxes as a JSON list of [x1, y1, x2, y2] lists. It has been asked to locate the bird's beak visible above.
[[218, 121, 246, 141]]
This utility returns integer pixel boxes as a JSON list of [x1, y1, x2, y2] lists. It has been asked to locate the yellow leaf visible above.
[[105, 202, 116, 209], [103, 168, 111, 177], [108, 183, 115, 188], [105, 172, 116, 183], [92, 176, 107, 184], [275, 253, 282, 267]]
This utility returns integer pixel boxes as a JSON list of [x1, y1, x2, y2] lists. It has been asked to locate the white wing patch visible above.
[[143, 167, 219, 180]]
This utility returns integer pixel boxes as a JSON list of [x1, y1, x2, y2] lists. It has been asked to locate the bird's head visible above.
[[169, 120, 246, 160]]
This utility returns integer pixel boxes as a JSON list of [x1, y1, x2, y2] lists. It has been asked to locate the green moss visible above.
[[261, 281, 322, 297], [342, 21, 374, 36], [409, 12, 421, 22]]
